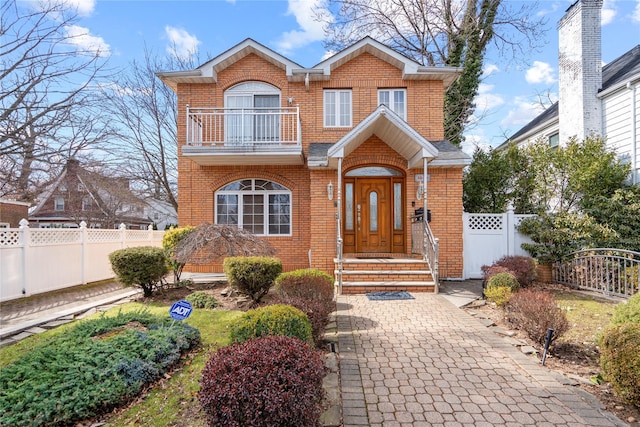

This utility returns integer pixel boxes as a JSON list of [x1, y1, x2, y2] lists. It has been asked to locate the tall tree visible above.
[[101, 49, 197, 210], [316, 0, 546, 145], [0, 0, 112, 202]]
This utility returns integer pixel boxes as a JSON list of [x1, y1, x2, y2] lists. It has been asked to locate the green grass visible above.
[[553, 290, 618, 344], [0, 302, 243, 427]]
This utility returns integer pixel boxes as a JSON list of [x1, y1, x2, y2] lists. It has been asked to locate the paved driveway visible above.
[[336, 293, 623, 427]]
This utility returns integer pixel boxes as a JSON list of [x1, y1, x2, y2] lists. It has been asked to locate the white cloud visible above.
[[165, 26, 200, 60], [633, 0, 640, 23], [274, 0, 328, 54], [65, 25, 110, 56], [63, 0, 96, 16], [601, 0, 617, 25], [475, 83, 505, 111], [525, 61, 556, 84], [482, 63, 499, 78], [500, 97, 547, 130]]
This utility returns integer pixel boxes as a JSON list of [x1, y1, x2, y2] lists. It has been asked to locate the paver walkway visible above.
[[337, 293, 624, 427]]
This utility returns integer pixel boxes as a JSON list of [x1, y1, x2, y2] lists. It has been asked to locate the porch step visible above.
[[339, 281, 436, 294], [334, 256, 435, 294]]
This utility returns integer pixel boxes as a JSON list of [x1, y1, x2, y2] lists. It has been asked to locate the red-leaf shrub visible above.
[[494, 255, 537, 287], [481, 265, 511, 281], [199, 336, 325, 427], [506, 288, 569, 345], [271, 297, 331, 347]]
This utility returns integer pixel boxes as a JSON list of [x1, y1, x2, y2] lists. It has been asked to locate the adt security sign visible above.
[[169, 300, 193, 321]]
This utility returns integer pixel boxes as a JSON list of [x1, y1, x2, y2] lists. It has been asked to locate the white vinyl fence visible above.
[[0, 219, 164, 302], [463, 209, 536, 279]]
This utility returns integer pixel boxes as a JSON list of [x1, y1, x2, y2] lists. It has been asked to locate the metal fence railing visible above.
[[554, 248, 640, 298]]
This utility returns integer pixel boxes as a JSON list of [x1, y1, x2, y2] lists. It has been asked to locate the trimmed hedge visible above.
[[274, 268, 335, 310], [487, 272, 520, 292], [484, 285, 512, 307], [600, 322, 640, 407], [230, 304, 313, 345], [223, 256, 282, 302], [270, 296, 331, 347], [199, 335, 325, 427], [109, 246, 168, 297], [610, 292, 640, 325], [0, 310, 200, 427]]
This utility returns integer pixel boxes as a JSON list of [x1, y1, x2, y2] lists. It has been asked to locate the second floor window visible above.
[[54, 198, 65, 211], [324, 90, 352, 128], [82, 197, 92, 211], [379, 89, 406, 120], [548, 132, 559, 148], [225, 82, 281, 143]]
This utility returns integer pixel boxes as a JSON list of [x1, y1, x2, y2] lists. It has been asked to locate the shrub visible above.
[[610, 292, 640, 325], [162, 226, 195, 283], [600, 323, 640, 407], [274, 268, 335, 312], [186, 291, 219, 309], [493, 256, 537, 287], [506, 288, 569, 345], [0, 310, 200, 427], [484, 285, 512, 307], [223, 256, 282, 302], [230, 304, 313, 345], [487, 272, 520, 292], [271, 296, 331, 347], [481, 265, 511, 282], [199, 335, 325, 427], [109, 246, 168, 297]]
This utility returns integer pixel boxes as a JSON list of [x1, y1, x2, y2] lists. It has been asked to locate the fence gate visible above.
[[463, 210, 535, 279]]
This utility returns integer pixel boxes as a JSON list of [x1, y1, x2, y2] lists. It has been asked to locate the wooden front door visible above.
[[343, 173, 405, 254], [356, 178, 391, 253]]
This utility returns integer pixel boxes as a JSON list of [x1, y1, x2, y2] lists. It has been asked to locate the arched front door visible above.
[[343, 166, 405, 254]]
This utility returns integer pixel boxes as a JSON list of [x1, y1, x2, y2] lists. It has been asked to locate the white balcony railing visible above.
[[186, 106, 301, 147]]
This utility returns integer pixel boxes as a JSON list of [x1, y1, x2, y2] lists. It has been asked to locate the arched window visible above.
[[215, 179, 291, 236], [225, 82, 281, 143]]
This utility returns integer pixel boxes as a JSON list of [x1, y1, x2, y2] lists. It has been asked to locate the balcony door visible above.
[[225, 82, 280, 143]]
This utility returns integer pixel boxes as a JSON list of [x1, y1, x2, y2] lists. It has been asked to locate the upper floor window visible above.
[[324, 89, 352, 128], [548, 132, 559, 148], [54, 197, 65, 211], [225, 82, 281, 143], [379, 89, 406, 120], [215, 179, 291, 236], [82, 197, 92, 211]]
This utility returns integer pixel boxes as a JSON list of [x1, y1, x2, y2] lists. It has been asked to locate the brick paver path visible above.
[[337, 294, 620, 427]]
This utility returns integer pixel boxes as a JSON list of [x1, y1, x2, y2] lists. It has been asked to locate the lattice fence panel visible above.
[[30, 229, 81, 245], [467, 214, 503, 231], [0, 230, 21, 246], [125, 230, 149, 240], [87, 229, 121, 242]]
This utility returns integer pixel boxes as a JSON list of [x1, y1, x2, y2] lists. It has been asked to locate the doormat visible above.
[[366, 291, 414, 301]]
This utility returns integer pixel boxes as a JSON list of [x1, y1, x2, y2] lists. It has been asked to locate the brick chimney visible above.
[[558, 0, 603, 143]]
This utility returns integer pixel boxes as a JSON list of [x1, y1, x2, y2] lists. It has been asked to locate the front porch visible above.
[[334, 254, 436, 294]]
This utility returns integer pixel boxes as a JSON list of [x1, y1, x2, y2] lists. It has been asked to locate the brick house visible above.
[[0, 199, 29, 228], [158, 37, 470, 293]]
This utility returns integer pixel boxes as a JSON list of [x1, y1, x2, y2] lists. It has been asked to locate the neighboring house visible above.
[[29, 159, 153, 229], [145, 198, 178, 230], [0, 199, 29, 228], [501, 0, 640, 183], [157, 37, 470, 292]]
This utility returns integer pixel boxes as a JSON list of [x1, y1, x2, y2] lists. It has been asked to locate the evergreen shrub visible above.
[[600, 322, 640, 407], [274, 268, 336, 313], [230, 304, 313, 345], [610, 292, 640, 325], [186, 291, 219, 309], [487, 272, 520, 292], [270, 296, 330, 347], [223, 256, 282, 302], [484, 285, 512, 307], [199, 335, 325, 427], [109, 246, 168, 297]]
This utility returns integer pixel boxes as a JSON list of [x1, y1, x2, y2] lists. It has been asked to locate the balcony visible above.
[[183, 106, 303, 166]]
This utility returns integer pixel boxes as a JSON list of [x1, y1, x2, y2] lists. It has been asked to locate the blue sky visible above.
[[27, 0, 640, 153]]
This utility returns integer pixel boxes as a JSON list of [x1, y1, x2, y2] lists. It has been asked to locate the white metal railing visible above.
[[411, 217, 439, 287], [0, 220, 164, 302], [186, 106, 301, 146], [554, 248, 640, 298]]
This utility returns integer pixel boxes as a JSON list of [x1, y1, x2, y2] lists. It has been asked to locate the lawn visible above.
[[552, 289, 618, 345], [0, 302, 243, 427]]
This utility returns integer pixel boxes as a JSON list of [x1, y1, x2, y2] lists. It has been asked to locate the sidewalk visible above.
[[0, 281, 140, 345]]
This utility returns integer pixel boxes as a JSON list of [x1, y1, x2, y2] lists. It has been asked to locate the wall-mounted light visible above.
[[327, 181, 334, 201], [416, 183, 424, 200], [287, 96, 295, 106]]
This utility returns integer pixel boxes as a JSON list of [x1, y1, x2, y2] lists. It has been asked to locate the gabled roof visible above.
[[503, 44, 640, 146], [305, 105, 469, 169], [157, 37, 462, 90]]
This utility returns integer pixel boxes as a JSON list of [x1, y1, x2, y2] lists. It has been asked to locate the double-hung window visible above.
[[54, 197, 65, 211], [216, 179, 291, 236], [378, 89, 406, 120], [324, 90, 352, 127], [225, 82, 280, 143]]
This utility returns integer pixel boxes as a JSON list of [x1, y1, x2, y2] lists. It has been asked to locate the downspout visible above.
[[629, 82, 638, 184], [337, 158, 343, 295]]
